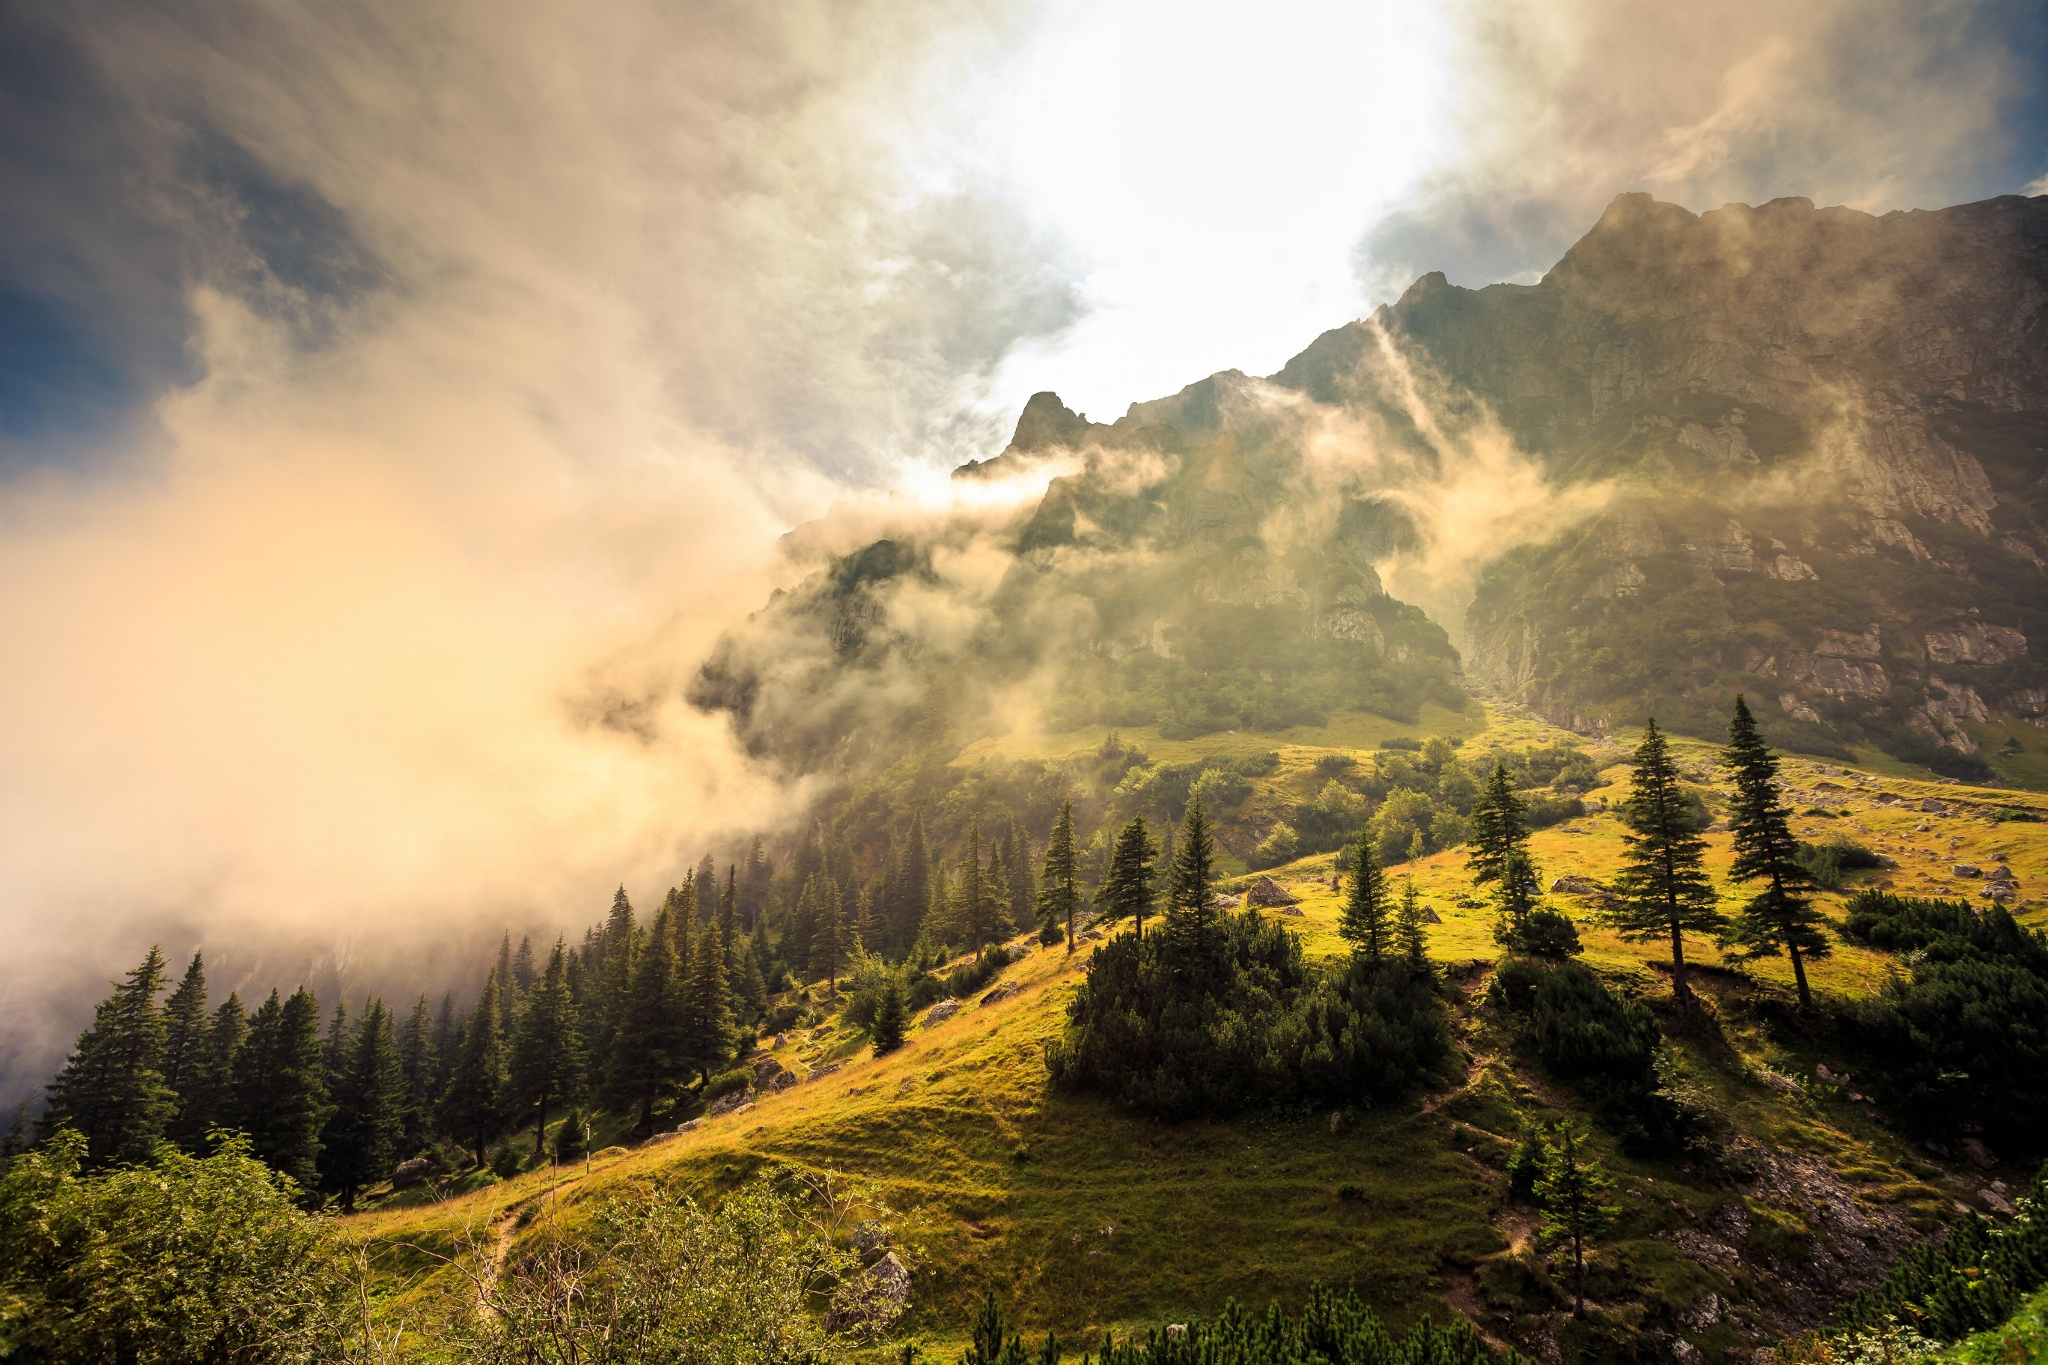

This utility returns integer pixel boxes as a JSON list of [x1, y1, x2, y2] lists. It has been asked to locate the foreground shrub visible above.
[[1489, 959, 1682, 1149], [960, 1283, 1519, 1363], [1045, 910, 1452, 1118], [0, 1131, 362, 1364], [463, 1173, 880, 1363], [1835, 892, 2048, 1143]]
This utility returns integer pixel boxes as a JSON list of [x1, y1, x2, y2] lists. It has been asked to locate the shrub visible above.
[[1490, 960, 1679, 1150], [1314, 752, 1359, 776], [0, 1132, 362, 1363], [1045, 911, 1452, 1118], [1251, 821, 1301, 869], [490, 1145, 524, 1179], [702, 1069, 752, 1104], [1523, 793, 1584, 830], [1834, 893, 2048, 1143], [1796, 834, 1883, 888], [553, 1109, 589, 1165], [945, 945, 1016, 999], [1190, 767, 1253, 810], [1377, 736, 1422, 752]]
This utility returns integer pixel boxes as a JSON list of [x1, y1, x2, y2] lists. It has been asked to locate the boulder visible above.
[[853, 1220, 893, 1259], [391, 1156, 433, 1190], [1954, 864, 1983, 878], [924, 999, 961, 1027], [825, 1251, 912, 1333], [1244, 876, 1299, 907], [709, 1089, 753, 1117], [981, 980, 1020, 1006], [809, 1063, 842, 1082], [1420, 905, 1443, 924], [1550, 875, 1604, 895], [1920, 798, 1949, 814]]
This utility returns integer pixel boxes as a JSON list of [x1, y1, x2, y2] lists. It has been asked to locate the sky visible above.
[[0, 0, 2044, 1098]]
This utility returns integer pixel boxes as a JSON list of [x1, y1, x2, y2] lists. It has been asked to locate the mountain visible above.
[[694, 192, 2048, 787]]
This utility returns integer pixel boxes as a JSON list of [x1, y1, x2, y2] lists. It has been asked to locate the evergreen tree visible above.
[[608, 902, 685, 1131], [195, 991, 249, 1144], [1004, 818, 1036, 935], [444, 970, 509, 1166], [922, 862, 952, 949], [742, 835, 773, 932], [808, 873, 845, 990], [1163, 796, 1219, 959], [41, 947, 175, 1168], [1720, 695, 1832, 1010], [321, 998, 350, 1083], [1, 1102, 27, 1162], [431, 993, 457, 1095], [1466, 762, 1529, 887], [322, 997, 404, 1211], [734, 931, 768, 1023], [160, 952, 213, 1149], [1610, 719, 1724, 1004], [594, 887, 638, 1065], [1534, 1121, 1618, 1317], [899, 814, 931, 952], [495, 933, 518, 1036], [1095, 817, 1158, 939], [1339, 824, 1391, 963], [952, 817, 1008, 951], [1492, 848, 1543, 948], [396, 995, 438, 1156], [872, 978, 907, 1056], [983, 834, 1013, 943], [512, 934, 537, 994], [696, 853, 718, 911], [233, 987, 328, 1195], [680, 915, 736, 1085], [1395, 879, 1432, 970], [1037, 798, 1081, 951], [510, 942, 587, 1158]]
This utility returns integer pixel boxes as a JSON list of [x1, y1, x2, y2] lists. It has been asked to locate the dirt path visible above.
[[473, 1171, 589, 1316]]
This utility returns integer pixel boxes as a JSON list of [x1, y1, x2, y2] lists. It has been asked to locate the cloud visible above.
[[0, 0, 1077, 1101], [1357, 0, 2039, 298]]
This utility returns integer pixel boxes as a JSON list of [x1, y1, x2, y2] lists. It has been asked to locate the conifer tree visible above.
[[431, 993, 457, 1095], [512, 934, 537, 994], [922, 862, 952, 949], [1095, 817, 1158, 939], [322, 998, 351, 1082], [1492, 848, 1544, 949], [1719, 695, 1832, 1010], [238, 987, 328, 1195], [196, 991, 249, 1143], [1004, 818, 1036, 935], [495, 933, 518, 1036], [1466, 762, 1529, 887], [1339, 824, 1391, 963], [808, 873, 845, 990], [511, 941, 586, 1157], [323, 997, 404, 1211], [160, 952, 214, 1149], [396, 994, 438, 1155], [742, 835, 772, 932], [983, 834, 1013, 943], [1610, 719, 1723, 1003], [1, 1102, 27, 1162], [41, 946, 175, 1168], [593, 888, 638, 1064], [445, 970, 510, 1166], [1163, 796, 1219, 955], [696, 853, 718, 911], [680, 916, 736, 1084], [872, 978, 907, 1056], [1395, 879, 1432, 970], [1534, 1121, 1618, 1317], [1037, 798, 1081, 951], [608, 902, 684, 1131], [899, 814, 931, 951]]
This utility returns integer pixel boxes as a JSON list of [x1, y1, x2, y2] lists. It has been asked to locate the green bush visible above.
[[0, 1132, 361, 1363], [1251, 821, 1301, 869], [490, 1145, 524, 1179], [1797, 834, 1883, 888], [702, 1069, 752, 1104], [1045, 911, 1453, 1118], [1490, 960, 1680, 1150]]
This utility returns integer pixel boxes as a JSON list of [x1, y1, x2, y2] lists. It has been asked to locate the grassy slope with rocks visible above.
[[345, 704, 2048, 1361]]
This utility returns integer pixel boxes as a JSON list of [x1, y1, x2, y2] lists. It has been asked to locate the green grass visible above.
[[1944, 1280, 2048, 1363]]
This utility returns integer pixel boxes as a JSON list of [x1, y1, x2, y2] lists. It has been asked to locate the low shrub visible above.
[[702, 1069, 752, 1104], [1490, 959, 1680, 1150], [1797, 834, 1883, 888], [945, 944, 1016, 1000]]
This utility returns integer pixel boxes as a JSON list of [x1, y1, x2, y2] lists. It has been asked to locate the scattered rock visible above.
[[809, 1063, 842, 1082], [672, 1118, 703, 1133], [1815, 1063, 1850, 1084], [1707, 820, 1730, 833], [853, 1220, 893, 1259], [1277, 904, 1304, 916], [1759, 1071, 1804, 1096], [1980, 1188, 2017, 1216], [924, 999, 961, 1027], [391, 1156, 433, 1189], [1244, 876, 1300, 908], [1673, 1339, 1705, 1365], [1078, 930, 1103, 942], [1550, 875, 1605, 895], [1421, 905, 1443, 924], [1953, 864, 1983, 878], [1961, 1137, 1999, 1169], [824, 1250, 911, 1333], [767, 1068, 798, 1091], [1920, 798, 1949, 814], [981, 980, 1020, 1006], [709, 1089, 753, 1117]]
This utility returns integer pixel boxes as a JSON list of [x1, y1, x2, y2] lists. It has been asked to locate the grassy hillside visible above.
[[345, 706, 2048, 1360]]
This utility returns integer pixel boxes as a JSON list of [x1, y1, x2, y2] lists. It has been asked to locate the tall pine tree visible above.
[[1719, 695, 1832, 1010], [444, 970, 509, 1166], [160, 952, 214, 1150], [1162, 797, 1220, 966], [1004, 818, 1036, 935], [511, 941, 586, 1157], [193, 990, 249, 1145], [1610, 719, 1724, 1003], [41, 946, 175, 1168], [1339, 825, 1391, 963], [1037, 798, 1081, 951], [396, 994, 438, 1156], [323, 997, 404, 1211], [233, 987, 328, 1196], [680, 915, 736, 1085], [1466, 762, 1529, 887], [608, 901, 685, 1131], [898, 814, 931, 952], [1395, 879, 1432, 971], [808, 873, 845, 989], [1095, 817, 1158, 939]]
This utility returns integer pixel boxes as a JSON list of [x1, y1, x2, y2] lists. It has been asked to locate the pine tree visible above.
[[512, 934, 537, 994], [809, 873, 845, 990], [608, 902, 684, 1131], [1095, 817, 1158, 939], [1534, 1121, 1618, 1317], [323, 998, 404, 1211], [742, 836, 773, 932], [1339, 824, 1391, 963], [396, 995, 438, 1156], [1720, 695, 1832, 1010], [1163, 796, 1219, 961], [680, 913, 736, 1086], [495, 933, 518, 1037], [195, 991, 249, 1143], [899, 814, 931, 951], [983, 835, 1013, 943], [322, 998, 351, 1083], [1004, 818, 1036, 935], [160, 952, 213, 1149], [233, 987, 327, 1195], [511, 941, 587, 1157], [431, 993, 457, 1095], [922, 862, 953, 949], [41, 946, 175, 1167], [1466, 762, 1529, 887], [696, 853, 718, 911], [1492, 847, 1544, 949], [1037, 798, 1081, 951], [872, 978, 907, 1056], [444, 970, 509, 1166], [1395, 878, 1431, 970], [1610, 719, 1724, 1004], [594, 887, 638, 1065]]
